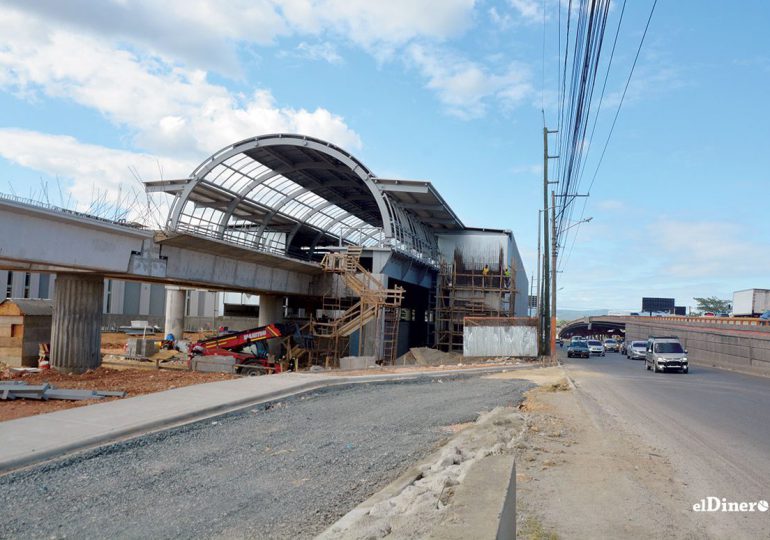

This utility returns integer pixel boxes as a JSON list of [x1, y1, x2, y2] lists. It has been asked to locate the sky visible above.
[[0, 0, 769, 312]]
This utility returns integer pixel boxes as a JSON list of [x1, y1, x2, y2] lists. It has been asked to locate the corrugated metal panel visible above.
[[463, 325, 537, 357]]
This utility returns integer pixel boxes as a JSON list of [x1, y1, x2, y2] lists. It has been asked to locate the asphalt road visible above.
[[0, 374, 530, 540], [562, 349, 770, 538]]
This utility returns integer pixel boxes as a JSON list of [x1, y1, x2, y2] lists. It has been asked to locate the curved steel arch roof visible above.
[[146, 134, 457, 263]]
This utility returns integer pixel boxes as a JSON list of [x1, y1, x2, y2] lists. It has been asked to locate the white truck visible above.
[[732, 289, 770, 317]]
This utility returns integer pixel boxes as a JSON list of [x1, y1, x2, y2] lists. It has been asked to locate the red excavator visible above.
[[189, 323, 293, 375]]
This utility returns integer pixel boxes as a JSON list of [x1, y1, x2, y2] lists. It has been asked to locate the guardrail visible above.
[[595, 315, 770, 327], [0, 192, 148, 230]]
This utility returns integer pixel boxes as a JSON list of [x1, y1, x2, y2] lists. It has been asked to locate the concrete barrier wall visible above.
[[626, 322, 770, 377]]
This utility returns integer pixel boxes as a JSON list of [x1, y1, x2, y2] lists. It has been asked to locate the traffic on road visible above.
[[559, 346, 770, 538]]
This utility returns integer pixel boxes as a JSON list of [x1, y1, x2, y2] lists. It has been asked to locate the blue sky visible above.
[[0, 0, 768, 312]]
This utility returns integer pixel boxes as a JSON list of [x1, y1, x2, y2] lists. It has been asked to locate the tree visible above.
[[693, 296, 732, 313]]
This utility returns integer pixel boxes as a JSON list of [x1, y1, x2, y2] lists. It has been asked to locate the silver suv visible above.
[[645, 336, 688, 374]]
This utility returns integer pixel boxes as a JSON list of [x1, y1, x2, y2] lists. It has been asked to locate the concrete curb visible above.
[[427, 455, 517, 540], [0, 364, 526, 475], [0, 379, 339, 475]]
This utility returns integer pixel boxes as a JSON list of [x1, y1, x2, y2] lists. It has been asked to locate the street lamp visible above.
[[561, 216, 593, 234]]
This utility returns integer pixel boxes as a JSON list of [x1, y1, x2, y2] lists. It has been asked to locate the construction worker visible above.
[[504, 266, 511, 288], [482, 264, 490, 287], [161, 333, 176, 350]]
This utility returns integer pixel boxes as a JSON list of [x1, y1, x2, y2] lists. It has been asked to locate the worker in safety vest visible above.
[[504, 267, 511, 288], [482, 264, 490, 287]]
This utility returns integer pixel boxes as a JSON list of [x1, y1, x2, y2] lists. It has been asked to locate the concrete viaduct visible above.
[[560, 315, 770, 377], [0, 193, 323, 371]]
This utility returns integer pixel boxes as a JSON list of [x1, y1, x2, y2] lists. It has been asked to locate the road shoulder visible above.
[[512, 365, 710, 539]]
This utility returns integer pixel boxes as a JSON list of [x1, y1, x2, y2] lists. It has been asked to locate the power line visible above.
[[549, 0, 660, 273], [584, 0, 660, 197]]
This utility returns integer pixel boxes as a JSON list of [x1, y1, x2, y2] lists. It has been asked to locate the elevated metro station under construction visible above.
[[145, 134, 529, 364], [0, 133, 529, 370]]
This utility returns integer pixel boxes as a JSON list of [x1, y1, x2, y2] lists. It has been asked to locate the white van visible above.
[[645, 336, 688, 374]]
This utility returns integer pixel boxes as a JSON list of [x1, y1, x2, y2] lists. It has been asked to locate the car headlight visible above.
[[682, 357, 687, 362], [657, 357, 665, 361]]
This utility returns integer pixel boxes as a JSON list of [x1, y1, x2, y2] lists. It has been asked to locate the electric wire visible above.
[[558, 0, 659, 273]]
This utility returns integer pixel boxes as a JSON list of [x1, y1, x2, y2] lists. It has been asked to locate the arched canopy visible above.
[[147, 134, 446, 262]]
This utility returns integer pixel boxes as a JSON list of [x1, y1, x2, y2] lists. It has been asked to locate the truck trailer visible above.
[[732, 289, 770, 317]]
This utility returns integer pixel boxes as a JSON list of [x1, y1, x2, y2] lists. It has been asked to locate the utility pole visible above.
[[551, 190, 558, 362], [536, 211, 541, 323], [541, 127, 550, 356], [541, 127, 558, 357]]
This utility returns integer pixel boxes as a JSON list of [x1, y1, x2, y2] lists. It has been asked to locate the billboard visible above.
[[674, 306, 687, 316], [642, 297, 675, 313]]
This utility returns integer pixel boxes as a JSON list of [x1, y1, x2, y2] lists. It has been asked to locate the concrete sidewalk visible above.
[[0, 365, 520, 474]]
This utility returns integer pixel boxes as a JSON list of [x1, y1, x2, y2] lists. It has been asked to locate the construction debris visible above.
[[0, 380, 126, 401], [410, 347, 462, 366]]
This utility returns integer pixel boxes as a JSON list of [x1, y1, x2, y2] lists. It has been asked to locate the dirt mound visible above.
[[410, 347, 462, 366]]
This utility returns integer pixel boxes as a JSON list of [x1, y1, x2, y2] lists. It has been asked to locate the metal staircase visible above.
[[312, 248, 404, 364]]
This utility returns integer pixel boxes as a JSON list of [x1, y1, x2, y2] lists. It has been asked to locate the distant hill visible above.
[[557, 309, 609, 321]]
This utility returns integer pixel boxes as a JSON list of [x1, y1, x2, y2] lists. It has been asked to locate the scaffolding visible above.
[[310, 247, 404, 365], [436, 251, 516, 352]]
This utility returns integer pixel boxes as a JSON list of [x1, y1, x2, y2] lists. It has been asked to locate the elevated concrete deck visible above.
[[0, 196, 318, 296]]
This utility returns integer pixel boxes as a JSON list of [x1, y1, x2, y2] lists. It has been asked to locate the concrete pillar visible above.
[[164, 286, 185, 340], [50, 273, 104, 374], [259, 294, 284, 355], [258, 294, 284, 326]]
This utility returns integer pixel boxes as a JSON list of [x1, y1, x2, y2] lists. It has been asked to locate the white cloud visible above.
[[488, 7, 514, 29], [278, 0, 475, 55], [553, 216, 770, 311], [406, 44, 532, 118], [1, 2, 533, 125], [6, 0, 477, 74], [646, 220, 770, 279], [3, 0, 288, 76], [508, 0, 544, 24], [0, 7, 363, 159], [0, 129, 193, 221], [294, 42, 344, 64], [595, 199, 626, 211]]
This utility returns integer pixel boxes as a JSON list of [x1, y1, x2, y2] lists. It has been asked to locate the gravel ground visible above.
[[0, 374, 530, 539]]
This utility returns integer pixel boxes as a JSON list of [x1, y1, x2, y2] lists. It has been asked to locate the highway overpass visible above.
[[560, 315, 770, 377]]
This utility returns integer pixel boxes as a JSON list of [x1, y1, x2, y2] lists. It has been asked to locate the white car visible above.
[[586, 339, 605, 356], [626, 340, 647, 360]]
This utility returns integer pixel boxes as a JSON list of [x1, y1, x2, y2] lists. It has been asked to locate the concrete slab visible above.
[[339, 355, 377, 370], [0, 364, 525, 474], [190, 355, 237, 373], [428, 455, 516, 540]]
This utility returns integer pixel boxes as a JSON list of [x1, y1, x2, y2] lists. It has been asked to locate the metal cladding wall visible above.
[[436, 229, 529, 317], [50, 274, 104, 373], [463, 325, 538, 357], [626, 320, 770, 377]]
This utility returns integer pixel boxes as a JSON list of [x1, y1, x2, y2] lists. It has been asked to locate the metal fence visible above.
[[463, 317, 538, 358]]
